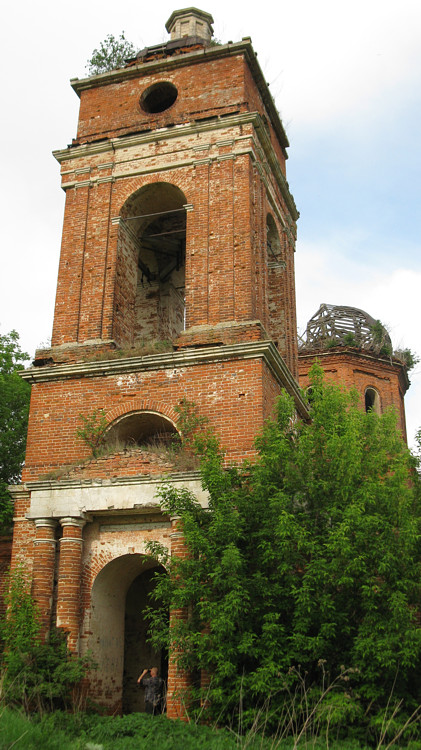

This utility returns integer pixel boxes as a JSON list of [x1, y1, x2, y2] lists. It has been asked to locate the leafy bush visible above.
[[394, 348, 420, 372], [0, 566, 94, 713]]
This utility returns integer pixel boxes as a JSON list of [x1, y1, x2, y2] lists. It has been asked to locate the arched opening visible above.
[[105, 411, 180, 450], [116, 183, 187, 347], [87, 554, 167, 714], [365, 387, 381, 414]]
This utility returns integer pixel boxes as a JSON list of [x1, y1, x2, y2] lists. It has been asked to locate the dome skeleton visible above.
[[301, 303, 392, 352]]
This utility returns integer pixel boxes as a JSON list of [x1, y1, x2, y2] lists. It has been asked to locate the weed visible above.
[[77, 409, 108, 458]]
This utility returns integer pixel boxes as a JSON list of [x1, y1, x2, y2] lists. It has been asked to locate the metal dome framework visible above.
[[301, 303, 392, 352]]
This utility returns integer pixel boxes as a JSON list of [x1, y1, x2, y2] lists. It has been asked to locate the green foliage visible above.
[[0, 566, 94, 713], [326, 338, 339, 349], [0, 709, 81, 750], [0, 330, 30, 529], [370, 320, 392, 357], [394, 348, 420, 372], [146, 366, 421, 740], [77, 408, 108, 457], [0, 708, 385, 749], [86, 32, 136, 75], [343, 332, 357, 346], [174, 397, 209, 452]]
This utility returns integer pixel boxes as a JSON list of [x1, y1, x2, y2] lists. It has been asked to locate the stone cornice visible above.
[[70, 39, 289, 151], [25, 471, 202, 494], [8, 484, 30, 499], [22, 340, 309, 419], [53, 112, 298, 221]]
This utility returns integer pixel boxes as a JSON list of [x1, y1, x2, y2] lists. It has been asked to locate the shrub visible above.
[[0, 566, 94, 713]]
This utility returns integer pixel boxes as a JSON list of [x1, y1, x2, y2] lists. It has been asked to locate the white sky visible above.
[[1, 0, 420, 445]]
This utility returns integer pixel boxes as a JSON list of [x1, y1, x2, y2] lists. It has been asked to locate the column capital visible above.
[[34, 518, 58, 530], [59, 516, 87, 529]]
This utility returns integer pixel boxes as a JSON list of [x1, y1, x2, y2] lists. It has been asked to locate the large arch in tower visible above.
[[114, 183, 188, 347]]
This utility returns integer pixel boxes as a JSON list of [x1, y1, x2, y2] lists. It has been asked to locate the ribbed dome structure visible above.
[[300, 303, 392, 353]]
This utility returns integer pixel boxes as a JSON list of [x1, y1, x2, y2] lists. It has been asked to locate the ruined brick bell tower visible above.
[[13, 8, 307, 716]]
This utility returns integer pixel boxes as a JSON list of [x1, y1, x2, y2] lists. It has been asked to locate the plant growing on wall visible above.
[[77, 408, 108, 458], [174, 397, 208, 452], [86, 32, 136, 75], [370, 319, 392, 357], [394, 348, 420, 372], [146, 366, 421, 740]]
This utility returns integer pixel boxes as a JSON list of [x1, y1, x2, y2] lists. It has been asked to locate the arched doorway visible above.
[[123, 567, 168, 714], [88, 554, 167, 714]]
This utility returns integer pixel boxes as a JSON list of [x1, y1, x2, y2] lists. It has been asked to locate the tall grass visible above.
[[1, 707, 421, 750]]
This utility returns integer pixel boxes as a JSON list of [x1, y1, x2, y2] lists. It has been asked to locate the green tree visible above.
[[147, 367, 421, 738], [86, 32, 136, 76], [0, 330, 30, 529]]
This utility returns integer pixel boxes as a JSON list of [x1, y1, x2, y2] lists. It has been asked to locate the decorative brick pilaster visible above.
[[32, 519, 57, 638], [56, 517, 86, 653], [166, 516, 193, 721]]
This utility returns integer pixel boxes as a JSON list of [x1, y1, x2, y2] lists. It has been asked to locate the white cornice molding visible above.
[[26, 470, 202, 494], [53, 112, 258, 161], [22, 340, 308, 418], [53, 112, 298, 220]]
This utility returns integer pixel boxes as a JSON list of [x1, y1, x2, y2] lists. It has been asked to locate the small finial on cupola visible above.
[[166, 7, 214, 43]]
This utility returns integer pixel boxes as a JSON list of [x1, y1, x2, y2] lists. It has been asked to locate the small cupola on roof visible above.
[[166, 7, 214, 43]]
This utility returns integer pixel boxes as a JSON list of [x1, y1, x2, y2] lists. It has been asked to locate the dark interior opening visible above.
[[141, 82, 178, 113], [105, 412, 180, 450], [123, 566, 168, 714]]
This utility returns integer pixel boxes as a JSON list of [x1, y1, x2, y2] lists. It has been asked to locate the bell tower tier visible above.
[[47, 30, 299, 375]]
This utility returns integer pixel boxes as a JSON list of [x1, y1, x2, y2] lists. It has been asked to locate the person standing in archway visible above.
[[137, 667, 165, 714]]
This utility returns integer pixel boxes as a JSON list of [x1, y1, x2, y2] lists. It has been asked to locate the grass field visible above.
[[1, 709, 421, 750]]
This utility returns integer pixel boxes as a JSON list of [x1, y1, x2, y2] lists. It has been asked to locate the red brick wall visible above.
[[75, 55, 273, 147], [22, 358, 282, 481], [51, 156, 297, 363]]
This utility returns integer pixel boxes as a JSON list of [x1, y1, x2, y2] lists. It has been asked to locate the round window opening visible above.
[[140, 82, 178, 114]]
